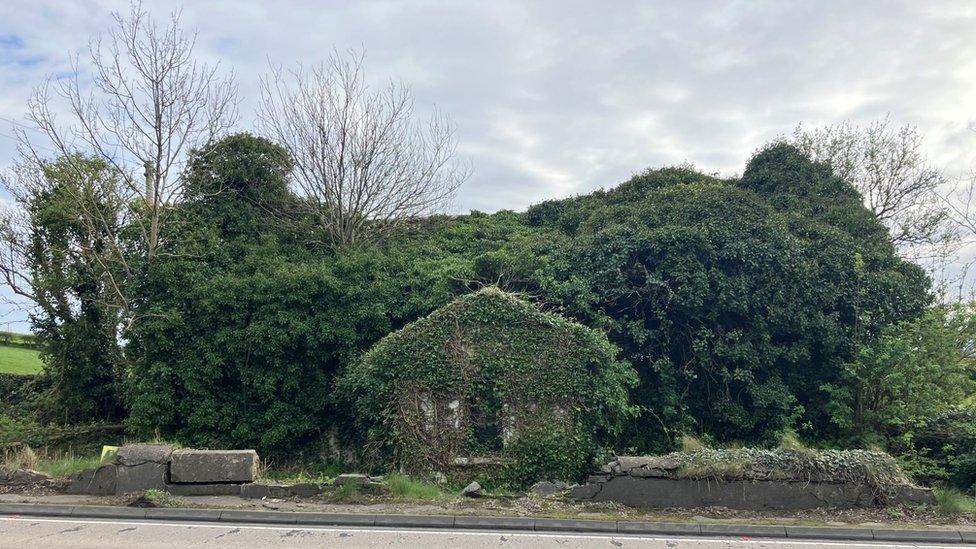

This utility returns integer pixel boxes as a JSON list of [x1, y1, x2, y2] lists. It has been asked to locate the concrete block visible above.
[[117, 444, 173, 466], [116, 462, 168, 493], [65, 465, 117, 496], [169, 449, 258, 483], [584, 476, 875, 510]]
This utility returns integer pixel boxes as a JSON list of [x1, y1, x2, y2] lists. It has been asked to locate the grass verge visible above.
[[385, 473, 451, 501], [0, 344, 42, 375], [934, 488, 976, 514], [2, 446, 106, 477]]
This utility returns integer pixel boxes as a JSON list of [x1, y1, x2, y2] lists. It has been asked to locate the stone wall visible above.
[[571, 456, 936, 510]]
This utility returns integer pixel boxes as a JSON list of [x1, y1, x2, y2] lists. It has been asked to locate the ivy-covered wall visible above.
[[340, 288, 637, 486]]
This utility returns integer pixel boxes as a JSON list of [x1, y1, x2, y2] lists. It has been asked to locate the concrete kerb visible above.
[[2, 503, 975, 543]]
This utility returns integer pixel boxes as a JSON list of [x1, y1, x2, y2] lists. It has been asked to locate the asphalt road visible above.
[[0, 516, 968, 549]]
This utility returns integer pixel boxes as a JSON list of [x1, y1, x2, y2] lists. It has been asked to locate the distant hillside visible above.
[[0, 330, 38, 349]]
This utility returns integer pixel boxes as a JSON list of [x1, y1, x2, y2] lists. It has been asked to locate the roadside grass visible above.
[[0, 344, 42, 375], [143, 488, 182, 508], [385, 473, 451, 501], [1, 445, 105, 477], [934, 488, 976, 514], [331, 482, 363, 502], [35, 455, 104, 477]]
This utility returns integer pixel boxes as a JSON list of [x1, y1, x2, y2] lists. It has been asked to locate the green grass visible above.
[[143, 489, 183, 507], [386, 473, 451, 501], [934, 488, 976, 514], [35, 455, 104, 477], [0, 344, 42, 375]]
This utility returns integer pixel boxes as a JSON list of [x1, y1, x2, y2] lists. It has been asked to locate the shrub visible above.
[[913, 407, 976, 492]]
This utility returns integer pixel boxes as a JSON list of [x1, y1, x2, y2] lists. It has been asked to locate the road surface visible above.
[[0, 516, 965, 548]]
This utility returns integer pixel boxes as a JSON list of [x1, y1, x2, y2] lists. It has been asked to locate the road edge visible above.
[[1, 503, 973, 544]]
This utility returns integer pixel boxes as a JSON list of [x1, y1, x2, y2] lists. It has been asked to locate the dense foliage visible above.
[[16, 135, 973, 489], [19, 156, 126, 422], [340, 288, 636, 485], [528, 147, 929, 451]]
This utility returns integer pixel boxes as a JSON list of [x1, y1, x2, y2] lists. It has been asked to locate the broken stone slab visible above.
[[241, 483, 323, 499], [530, 481, 570, 496], [615, 456, 658, 471], [117, 444, 174, 466], [169, 449, 258, 484], [888, 485, 936, 505], [117, 461, 168, 493], [65, 465, 117, 496], [569, 482, 601, 499]]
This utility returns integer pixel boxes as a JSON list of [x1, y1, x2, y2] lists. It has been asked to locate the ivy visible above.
[[340, 288, 637, 486]]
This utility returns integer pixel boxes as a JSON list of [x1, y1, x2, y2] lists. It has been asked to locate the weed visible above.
[[679, 435, 706, 452], [777, 429, 817, 458], [934, 488, 976, 514], [332, 482, 362, 502], [386, 474, 450, 501], [143, 489, 182, 508], [35, 455, 103, 477], [0, 445, 38, 471]]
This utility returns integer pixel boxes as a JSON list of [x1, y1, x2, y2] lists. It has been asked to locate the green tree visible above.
[[823, 305, 976, 443], [0, 156, 126, 422]]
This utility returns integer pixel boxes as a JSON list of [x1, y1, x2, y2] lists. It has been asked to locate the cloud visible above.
[[0, 0, 975, 329]]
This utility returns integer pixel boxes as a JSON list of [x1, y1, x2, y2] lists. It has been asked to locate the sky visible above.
[[1, 0, 975, 331]]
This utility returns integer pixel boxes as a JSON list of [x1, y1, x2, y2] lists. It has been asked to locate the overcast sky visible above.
[[1, 0, 975, 330]]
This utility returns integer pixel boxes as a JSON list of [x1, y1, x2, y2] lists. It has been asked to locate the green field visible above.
[[0, 344, 42, 375]]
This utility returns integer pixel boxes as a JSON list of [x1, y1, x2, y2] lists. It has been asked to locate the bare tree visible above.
[[13, 2, 237, 324], [793, 118, 955, 259], [258, 51, 468, 247]]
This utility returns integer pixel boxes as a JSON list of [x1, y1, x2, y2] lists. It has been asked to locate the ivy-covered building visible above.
[[341, 288, 636, 485]]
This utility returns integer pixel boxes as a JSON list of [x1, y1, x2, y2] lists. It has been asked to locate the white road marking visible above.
[[0, 516, 965, 548]]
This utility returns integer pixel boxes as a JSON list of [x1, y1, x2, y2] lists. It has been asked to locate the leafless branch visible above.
[[257, 50, 469, 247], [11, 1, 237, 327]]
